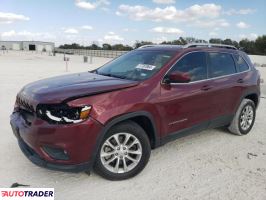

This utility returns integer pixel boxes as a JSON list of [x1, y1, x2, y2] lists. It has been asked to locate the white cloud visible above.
[[225, 8, 255, 15], [153, 0, 175, 5], [239, 33, 258, 40], [1, 30, 55, 40], [103, 32, 124, 41], [64, 28, 79, 34], [101, 7, 110, 12], [193, 19, 230, 28], [81, 25, 93, 30], [250, 33, 258, 39], [0, 12, 29, 24], [209, 32, 218, 37], [1, 30, 16, 37], [115, 11, 123, 16], [97, 0, 110, 6], [236, 22, 250, 29], [75, 0, 110, 10], [153, 36, 168, 44], [151, 27, 184, 35], [122, 28, 137, 32], [116, 4, 221, 22], [75, 0, 96, 10]]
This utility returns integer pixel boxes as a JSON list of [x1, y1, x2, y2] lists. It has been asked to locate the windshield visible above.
[[96, 50, 176, 81]]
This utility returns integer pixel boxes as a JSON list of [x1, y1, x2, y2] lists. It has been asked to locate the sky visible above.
[[0, 0, 266, 46]]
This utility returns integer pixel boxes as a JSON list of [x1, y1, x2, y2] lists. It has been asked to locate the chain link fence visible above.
[[55, 48, 129, 58]]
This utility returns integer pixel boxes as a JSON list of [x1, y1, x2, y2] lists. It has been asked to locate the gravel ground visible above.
[[0, 51, 266, 200]]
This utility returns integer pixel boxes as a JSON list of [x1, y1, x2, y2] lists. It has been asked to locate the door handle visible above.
[[237, 79, 244, 83], [201, 85, 212, 91]]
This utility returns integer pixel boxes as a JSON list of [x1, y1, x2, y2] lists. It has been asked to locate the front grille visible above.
[[16, 95, 35, 113]]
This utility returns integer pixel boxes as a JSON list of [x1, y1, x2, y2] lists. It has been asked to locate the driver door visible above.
[[159, 52, 213, 137]]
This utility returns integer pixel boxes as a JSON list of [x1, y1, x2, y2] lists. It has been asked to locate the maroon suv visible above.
[[10, 44, 260, 180]]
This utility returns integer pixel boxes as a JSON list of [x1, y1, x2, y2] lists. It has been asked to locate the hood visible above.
[[17, 72, 139, 109]]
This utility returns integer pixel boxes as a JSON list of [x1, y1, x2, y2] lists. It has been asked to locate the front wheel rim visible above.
[[240, 105, 254, 131], [100, 133, 142, 174]]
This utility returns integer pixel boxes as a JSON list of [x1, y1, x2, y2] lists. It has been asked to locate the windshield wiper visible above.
[[99, 73, 127, 80]]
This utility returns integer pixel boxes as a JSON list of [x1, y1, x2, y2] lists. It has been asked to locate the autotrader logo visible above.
[[0, 188, 54, 200]]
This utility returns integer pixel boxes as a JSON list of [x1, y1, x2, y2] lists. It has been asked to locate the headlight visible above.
[[36, 104, 92, 124]]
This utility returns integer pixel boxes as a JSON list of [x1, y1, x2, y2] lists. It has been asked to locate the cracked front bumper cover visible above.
[[18, 139, 91, 173]]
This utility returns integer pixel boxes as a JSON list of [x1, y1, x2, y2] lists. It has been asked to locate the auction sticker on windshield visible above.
[[136, 64, 156, 71], [0, 188, 54, 200]]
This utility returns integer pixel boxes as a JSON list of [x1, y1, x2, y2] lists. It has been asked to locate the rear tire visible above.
[[228, 99, 256, 135], [94, 121, 151, 180]]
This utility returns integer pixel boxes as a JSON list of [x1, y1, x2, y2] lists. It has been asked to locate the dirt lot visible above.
[[0, 51, 266, 200]]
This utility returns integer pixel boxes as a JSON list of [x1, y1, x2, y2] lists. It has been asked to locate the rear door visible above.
[[206, 52, 243, 123]]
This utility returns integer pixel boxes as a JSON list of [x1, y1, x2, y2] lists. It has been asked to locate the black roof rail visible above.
[[138, 44, 182, 49], [183, 43, 237, 50]]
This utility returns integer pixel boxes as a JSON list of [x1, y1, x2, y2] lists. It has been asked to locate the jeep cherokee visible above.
[[10, 43, 261, 180]]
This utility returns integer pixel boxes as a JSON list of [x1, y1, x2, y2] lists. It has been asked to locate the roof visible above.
[[137, 45, 183, 51], [137, 43, 238, 52]]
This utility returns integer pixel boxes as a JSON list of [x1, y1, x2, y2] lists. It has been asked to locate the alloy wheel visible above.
[[100, 133, 142, 174], [240, 105, 254, 131]]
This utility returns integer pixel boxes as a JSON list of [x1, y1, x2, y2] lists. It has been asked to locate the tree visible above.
[[222, 39, 233, 45], [255, 35, 266, 55], [102, 43, 112, 50], [122, 45, 133, 51], [171, 40, 182, 45], [179, 37, 187, 45], [232, 41, 240, 49], [134, 41, 153, 49], [239, 39, 256, 54], [58, 43, 82, 49], [90, 44, 100, 50], [57, 34, 266, 55], [209, 38, 223, 44], [111, 44, 125, 50]]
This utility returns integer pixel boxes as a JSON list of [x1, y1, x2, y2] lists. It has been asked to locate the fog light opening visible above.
[[42, 146, 70, 161]]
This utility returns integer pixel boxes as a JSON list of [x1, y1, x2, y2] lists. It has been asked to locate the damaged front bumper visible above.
[[10, 111, 103, 173], [17, 138, 91, 172]]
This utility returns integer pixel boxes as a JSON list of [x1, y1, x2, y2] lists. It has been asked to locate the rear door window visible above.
[[169, 52, 207, 82], [233, 54, 250, 72], [208, 52, 236, 78]]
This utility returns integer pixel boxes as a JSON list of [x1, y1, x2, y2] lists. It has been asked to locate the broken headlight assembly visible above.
[[36, 104, 92, 124]]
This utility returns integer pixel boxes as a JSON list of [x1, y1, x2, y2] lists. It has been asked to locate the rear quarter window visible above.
[[208, 52, 236, 78], [233, 54, 250, 72]]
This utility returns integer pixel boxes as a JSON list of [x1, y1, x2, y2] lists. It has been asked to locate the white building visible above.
[[0, 41, 55, 52]]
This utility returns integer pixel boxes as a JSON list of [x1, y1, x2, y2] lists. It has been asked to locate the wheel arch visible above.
[[235, 89, 260, 114], [244, 93, 259, 108], [90, 111, 160, 169]]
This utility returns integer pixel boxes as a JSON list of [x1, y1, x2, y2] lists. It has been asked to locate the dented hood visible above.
[[18, 72, 139, 108]]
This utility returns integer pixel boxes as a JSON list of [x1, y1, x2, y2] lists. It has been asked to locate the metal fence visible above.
[[55, 48, 129, 58]]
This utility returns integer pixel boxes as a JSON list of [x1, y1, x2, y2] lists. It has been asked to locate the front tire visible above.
[[228, 99, 256, 135], [94, 121, 151, 180]]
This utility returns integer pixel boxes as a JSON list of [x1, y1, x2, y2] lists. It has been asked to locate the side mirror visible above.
[[164, 71, 191, 84]]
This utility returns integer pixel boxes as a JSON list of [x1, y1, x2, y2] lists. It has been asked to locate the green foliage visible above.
[[58, 42, 133, 51], [58, 35, 266, 55], [239, 39, 256, 54], [209, 38, 223, 44], [102, 43, 111, 50], [112, 44, 133, 51], [255, 35, 266, 55], [134, 41, 153, 49]]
